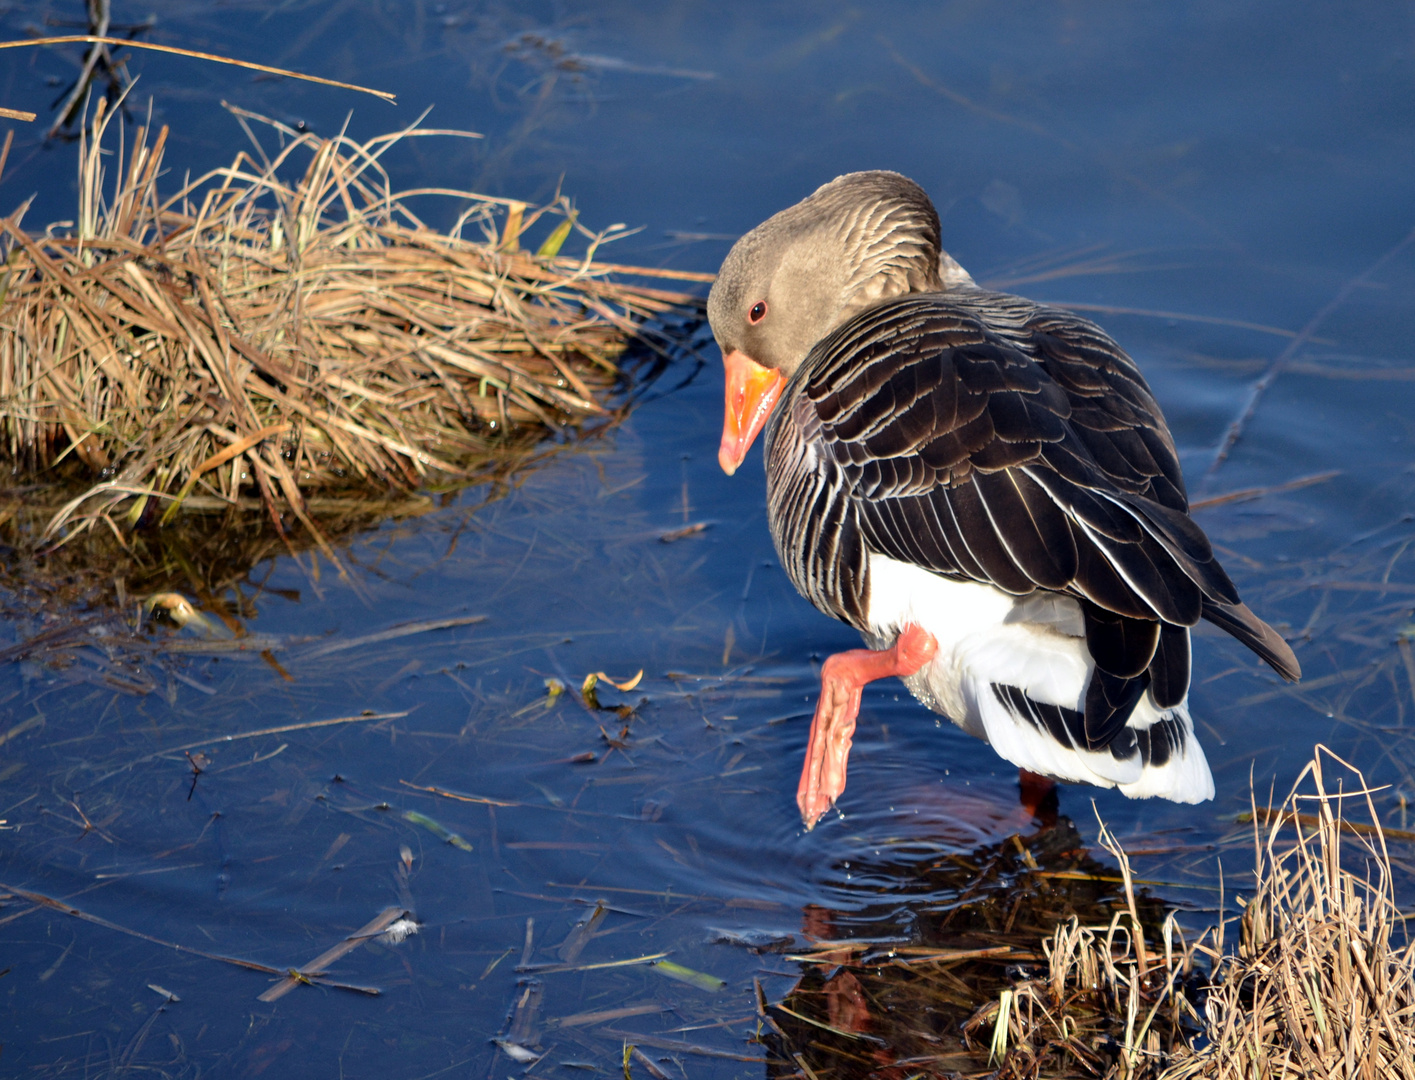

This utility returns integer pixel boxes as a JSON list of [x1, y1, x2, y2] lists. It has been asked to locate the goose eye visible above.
[[748, 301, 767, 324]]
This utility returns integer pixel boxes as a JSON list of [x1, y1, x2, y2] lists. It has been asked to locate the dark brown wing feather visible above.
[[763, 292, 1299, 742]]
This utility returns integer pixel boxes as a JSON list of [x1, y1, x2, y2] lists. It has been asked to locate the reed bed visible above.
[[1000, 749, 1415, 1079], [1166, 753, 1415, 1079], [768, 749, 1414, 1079], [0, 99, 706, 548]]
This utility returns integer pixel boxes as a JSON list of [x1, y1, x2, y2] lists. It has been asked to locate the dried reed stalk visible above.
[[994, 748, 1415, 1079], [1165, 749, 1415, 1080], [961, 857, 1204, 1078], [0, 98, 706, 548]]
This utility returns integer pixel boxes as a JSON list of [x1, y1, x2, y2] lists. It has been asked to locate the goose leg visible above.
[[797, 623, 938, 829], [1019, 768, 1059, 825]]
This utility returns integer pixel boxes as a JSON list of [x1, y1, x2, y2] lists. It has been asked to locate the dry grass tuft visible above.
[[1006, 748, 1415, 1079], [953, 816, 1206, 1079], [768, 749, 1415, 1079], [0, 98, 705, 550], [1165, 749, 1415, 1079]]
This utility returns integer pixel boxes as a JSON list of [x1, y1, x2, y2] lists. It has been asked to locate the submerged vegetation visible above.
[[0, 97, 705, 552]]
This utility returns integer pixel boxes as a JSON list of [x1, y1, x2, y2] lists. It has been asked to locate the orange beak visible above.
[[718, 349, 786, 475]]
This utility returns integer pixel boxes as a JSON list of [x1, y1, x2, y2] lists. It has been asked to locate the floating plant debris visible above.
[[401, 809, 474, 851], [648, 958, 726, 992]]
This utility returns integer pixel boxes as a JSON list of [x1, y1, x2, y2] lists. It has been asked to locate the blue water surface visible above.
[[1, 2, 1413, 1076]]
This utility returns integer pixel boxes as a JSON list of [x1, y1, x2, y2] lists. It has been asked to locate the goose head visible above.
[[707, 170, 963, 474]]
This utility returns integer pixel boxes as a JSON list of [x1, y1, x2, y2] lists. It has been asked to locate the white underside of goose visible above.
[[863, 552, 1214, 803]]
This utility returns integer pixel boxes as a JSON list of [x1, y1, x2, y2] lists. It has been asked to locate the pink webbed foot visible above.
[[796, 624, 938, 829]]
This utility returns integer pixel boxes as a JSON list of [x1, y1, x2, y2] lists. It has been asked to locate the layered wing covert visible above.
[[762, 292, 1298, 750]]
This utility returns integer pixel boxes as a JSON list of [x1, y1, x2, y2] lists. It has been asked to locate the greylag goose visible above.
[[706, 171, 1301, 830]]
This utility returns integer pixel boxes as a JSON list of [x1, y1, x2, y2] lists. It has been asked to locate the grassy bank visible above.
[[0, 99, 706, 551]]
